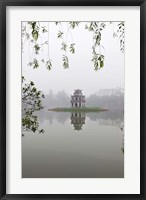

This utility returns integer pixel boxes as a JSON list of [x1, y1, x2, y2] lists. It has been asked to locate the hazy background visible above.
[[22, 22, 124, 97]]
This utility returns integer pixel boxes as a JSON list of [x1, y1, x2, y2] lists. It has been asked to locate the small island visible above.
[[48, 89, 108, 113]]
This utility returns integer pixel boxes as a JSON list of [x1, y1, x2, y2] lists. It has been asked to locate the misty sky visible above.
[[22, 22, 124, 97]]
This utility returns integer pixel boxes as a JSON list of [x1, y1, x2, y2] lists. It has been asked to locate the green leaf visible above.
[[34, 44, 40, 54], [42, 27, 48, 33], [100, 60, 104, 68], [55, 22, 60, 25], [39, 129, 45, 134], [57, 31, 63, 38], [63, 55, 69, 69], [32, 22, 36, 30], [32, 127, 36, 133], [32, 87, 36, 92], [70, 43, 75, 54], [94, 32, 101, 45], [46, 60, 52, 70], [32, 59, 39, 69], [32, 30, 38, 41], [69, 22, 80, 29], [98, 56, 101, 61], [94, 60, 98, 71], [30, 81, 34, 86], [61, 42, 67, 51]]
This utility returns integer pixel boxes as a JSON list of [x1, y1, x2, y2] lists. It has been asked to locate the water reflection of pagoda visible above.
[[71, 113, 86, 130]]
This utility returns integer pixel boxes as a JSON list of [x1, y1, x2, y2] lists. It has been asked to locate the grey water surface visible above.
[[22, 110, 124, 178]]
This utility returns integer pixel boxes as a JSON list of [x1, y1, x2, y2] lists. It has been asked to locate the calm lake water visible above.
[[22, 109, 124, 178]]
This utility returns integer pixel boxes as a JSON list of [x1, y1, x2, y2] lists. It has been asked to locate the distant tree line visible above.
[[42, 89, 124, 111]]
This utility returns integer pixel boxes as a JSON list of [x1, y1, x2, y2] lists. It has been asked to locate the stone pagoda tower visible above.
[[71, 89, 85, 108]]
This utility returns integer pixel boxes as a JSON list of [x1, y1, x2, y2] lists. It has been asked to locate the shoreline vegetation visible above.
[[48, 107, 108, 113]]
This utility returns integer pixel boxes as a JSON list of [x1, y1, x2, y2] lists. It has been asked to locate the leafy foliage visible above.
[[22, 76, 45, 134], [61, 42, 67, 51], [85, 22, 107, 70], [28, 58, 39, 69], [63, 55, 69, 69], [70, 43, 75, 54], [91, 46, 104, 71], [55, 22, 80, 68], [34, 44, 40, 54], [28, 22, 39, 41], [69, 22, 80, 29], [112, 22, 125, 52], [22, 22, 49, 71], [23, 21, 124, 71], [42, 26, 48, 33], [118, 22, 125, 52]]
